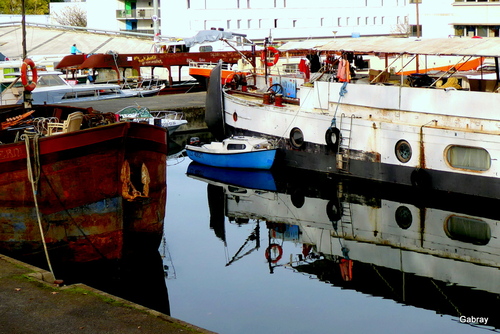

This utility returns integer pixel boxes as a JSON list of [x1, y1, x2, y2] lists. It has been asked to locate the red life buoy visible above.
[[265, 243, 283, 263], [260, 46, 280, 67], [21, 58, 38, 92]]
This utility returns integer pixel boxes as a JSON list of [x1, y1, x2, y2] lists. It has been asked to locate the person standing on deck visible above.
[[70, 44, 82, 55]]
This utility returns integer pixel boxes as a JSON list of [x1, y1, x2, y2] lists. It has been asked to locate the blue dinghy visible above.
[[186, 136, 277, 169]]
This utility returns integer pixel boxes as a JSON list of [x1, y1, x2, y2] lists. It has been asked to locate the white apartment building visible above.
[[53, 0, 500, 41], [83, 0, 411, 40]]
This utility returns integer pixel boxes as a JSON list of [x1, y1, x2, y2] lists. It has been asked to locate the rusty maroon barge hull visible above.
[[0, 120, 167, 263]]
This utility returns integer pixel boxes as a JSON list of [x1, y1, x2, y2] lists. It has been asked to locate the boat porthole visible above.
[[395, 139, 412, 163], [289, 127, 304, 149], [233, 112, 238, 122], [395, 205, 412, 229]]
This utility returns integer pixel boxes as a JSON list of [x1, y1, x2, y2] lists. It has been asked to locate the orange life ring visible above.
[[265, 243, 283, 263], [21, 58, 38, 92], [260, 46, 280, 67]]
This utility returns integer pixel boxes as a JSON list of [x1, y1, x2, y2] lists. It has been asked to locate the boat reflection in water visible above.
[[0, 174, 170, 315], [187, 162, 500, 330]]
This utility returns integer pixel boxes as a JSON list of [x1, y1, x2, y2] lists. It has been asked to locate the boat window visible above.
[[62, 92, 77, 99], [37, 74, 67, 87], [77, 90, 98, 98], [227, 143, 246, 150], [199, 46, 213, 52], [444, 215, 491, 245], [97, 88, 120, 96], [395, 140, 412, 163], [445, 145, 491, 171]]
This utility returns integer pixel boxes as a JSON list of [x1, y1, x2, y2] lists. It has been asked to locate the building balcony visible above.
[[116, 9, 159, 19]]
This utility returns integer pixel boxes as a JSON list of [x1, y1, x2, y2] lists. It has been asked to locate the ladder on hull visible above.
[[336, 113, 355, 173]]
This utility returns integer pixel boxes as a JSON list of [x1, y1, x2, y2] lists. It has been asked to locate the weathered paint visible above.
[[0, 108, 167, 262]]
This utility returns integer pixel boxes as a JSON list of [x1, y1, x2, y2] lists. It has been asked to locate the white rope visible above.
[[23, 134, 55, 278]]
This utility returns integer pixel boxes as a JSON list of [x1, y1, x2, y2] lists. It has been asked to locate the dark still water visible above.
[[2, 133, 499, 334], [165, 153, 500, 334]]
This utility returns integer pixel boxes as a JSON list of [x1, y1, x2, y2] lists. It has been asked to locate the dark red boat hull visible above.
[[0, 121, 167, 262]]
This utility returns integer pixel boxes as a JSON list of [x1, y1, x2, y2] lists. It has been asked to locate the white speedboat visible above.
[[116, 105, 188, 135], [0, 71, 140, 105]]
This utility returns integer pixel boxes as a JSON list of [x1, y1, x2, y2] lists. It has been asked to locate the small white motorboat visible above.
[[185, 136, 277, 169], [116, 106, 188, 135]]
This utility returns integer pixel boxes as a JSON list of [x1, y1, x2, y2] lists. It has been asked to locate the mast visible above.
[[21, 0, 27, 59], [21, 0, 32, 108]]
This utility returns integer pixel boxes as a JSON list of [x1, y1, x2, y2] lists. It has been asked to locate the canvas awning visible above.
[[280, 37, 500, 57]]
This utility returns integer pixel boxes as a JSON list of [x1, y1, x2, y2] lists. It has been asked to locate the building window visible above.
[[248, 19, 252, 28], [292, 19, 297, 28], [410, 25, 422, 36], [187, 0, 190, 9], [274, 19, 278, 28], [338, 17, 342, 26], [227, 20, 231, 29], [445, 145, 491, 171]]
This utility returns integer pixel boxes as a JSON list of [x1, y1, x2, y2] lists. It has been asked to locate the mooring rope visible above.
[[331, 82, 348, 128], [23, 133, 55, 278]]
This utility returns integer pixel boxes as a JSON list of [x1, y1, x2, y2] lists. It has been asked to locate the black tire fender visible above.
[[325, 127, 341, 152]]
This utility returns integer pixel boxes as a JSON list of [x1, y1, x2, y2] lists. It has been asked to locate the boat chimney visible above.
[[263, 92, 272, 105], [274, 94, 283, 107]]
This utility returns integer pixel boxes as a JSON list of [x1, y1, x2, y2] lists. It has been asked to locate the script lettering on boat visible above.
[[0, 147, 22, 161], [132, 55, 163, 66]]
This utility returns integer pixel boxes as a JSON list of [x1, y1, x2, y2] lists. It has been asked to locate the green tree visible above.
[[0, 0, 49, 15]]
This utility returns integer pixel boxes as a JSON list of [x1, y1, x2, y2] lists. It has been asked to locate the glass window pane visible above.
[[446, 145, 491, 171]]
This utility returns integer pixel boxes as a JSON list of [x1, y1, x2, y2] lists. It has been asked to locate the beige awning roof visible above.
[[280, 37, 500, 57]]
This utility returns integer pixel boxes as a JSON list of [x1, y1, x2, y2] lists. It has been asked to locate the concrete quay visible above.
[[65, 91, 207, 114], [0, 254, 216, 334]]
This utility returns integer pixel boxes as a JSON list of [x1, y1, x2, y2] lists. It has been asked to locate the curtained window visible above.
[[446, 145, 491, 171]]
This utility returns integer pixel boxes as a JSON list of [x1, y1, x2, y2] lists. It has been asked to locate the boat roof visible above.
[[280, 37, 500, 57]]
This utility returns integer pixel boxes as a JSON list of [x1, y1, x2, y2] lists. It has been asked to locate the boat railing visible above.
[[119, 75, 163, 90], [150, 110, 185, 120], [189, 61, 234, 71]]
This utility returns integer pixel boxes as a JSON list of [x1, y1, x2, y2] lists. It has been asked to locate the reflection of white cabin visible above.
[[222, 186, 500, 294]]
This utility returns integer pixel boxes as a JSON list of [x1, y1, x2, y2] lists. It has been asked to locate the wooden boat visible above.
[[185, 136, 277, 169], [204, 37, 500, 199], [0, 102, 167, 263]]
